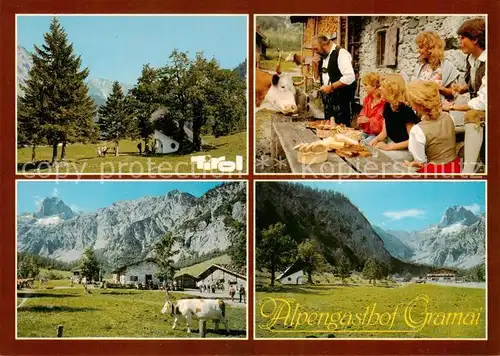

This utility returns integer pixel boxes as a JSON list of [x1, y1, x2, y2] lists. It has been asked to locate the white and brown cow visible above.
[[256, 68, 298, 115], [161, 294, 229, 334]]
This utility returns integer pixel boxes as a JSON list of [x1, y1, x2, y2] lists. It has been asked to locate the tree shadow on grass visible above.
[[18, 306, 100, 313], [99, 291, 138, 296], [17, 292, 79, 299], [210, 329, 247, 337], [201, 143, 227, 150], [17, 161, 52, 172]]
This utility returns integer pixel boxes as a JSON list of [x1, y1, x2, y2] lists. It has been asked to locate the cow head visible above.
[[161, 300, 175, 315], [285, 53, 296, 62], [261, 73, 298, 115]]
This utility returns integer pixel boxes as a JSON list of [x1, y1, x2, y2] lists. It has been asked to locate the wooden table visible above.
[[271, 116, 415, 175]]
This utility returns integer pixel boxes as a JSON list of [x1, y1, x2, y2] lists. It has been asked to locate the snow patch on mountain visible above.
[[35, 216, 63, 226]]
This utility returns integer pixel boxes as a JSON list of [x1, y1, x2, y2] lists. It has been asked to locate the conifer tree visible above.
[[18, 17, 96, 164], [98, 82, 134, 156]]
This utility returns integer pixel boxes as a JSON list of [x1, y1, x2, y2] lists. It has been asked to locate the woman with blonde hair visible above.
[[406, 80, 460, 173], [412, 31, 459, 102], [368, 74, 420, 162], [357, 72, 386, 144]]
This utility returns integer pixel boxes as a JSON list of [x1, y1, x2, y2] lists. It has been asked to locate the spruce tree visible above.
[[18, 17, 96, 164], [98, 82, 134, 156]]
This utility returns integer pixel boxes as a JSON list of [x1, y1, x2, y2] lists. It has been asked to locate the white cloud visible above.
[[33, 195, 43, 210], [69, 204, 82, 213], [383, 209, 426, 221], [464, 203, 480, 215]]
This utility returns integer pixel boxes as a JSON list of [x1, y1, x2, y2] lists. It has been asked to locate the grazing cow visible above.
[[96, 146, 109, 157], [161, 294, 229, 334]]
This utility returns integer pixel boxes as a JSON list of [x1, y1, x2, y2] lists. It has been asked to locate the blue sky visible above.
[[17, 15, 247, 84], [17, 181, 223, 214], [296, 181, 485, 231]]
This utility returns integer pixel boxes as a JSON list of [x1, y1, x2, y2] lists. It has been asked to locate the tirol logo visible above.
[[191, 156, 244, 172]]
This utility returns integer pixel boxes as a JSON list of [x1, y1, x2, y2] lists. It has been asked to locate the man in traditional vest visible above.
[[312, 34, 356, 127], [443, 18, 486, 173]]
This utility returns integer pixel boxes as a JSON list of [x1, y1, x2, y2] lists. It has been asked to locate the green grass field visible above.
[[255, 283, 485, 339], [17, 286, 246, 338], [17, 133, 247, 174], [176, 254, 232, 278], [259, 49, 300, 73]]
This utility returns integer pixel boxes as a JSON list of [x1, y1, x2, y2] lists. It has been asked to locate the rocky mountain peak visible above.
[[35, 197, 75, 220], [438, 205, 479, 228]]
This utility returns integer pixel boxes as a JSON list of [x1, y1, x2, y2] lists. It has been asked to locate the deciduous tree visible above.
[[153, 232, 180, 282], [257, 222, 297, 287]]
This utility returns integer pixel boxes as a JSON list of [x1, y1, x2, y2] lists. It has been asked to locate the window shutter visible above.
[[384, 27, 399, 66]]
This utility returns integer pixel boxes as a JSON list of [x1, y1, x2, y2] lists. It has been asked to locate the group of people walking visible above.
[[197, 280, 246, 303]]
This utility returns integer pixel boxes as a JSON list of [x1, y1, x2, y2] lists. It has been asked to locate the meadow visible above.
[[255, 283, 486, 339], [17, 285, 246, 338], [17, 133, 247, 174]]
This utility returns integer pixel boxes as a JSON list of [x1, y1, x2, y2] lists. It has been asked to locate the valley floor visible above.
[[17, 285, 247, 338], [255, 283, 485, 339]]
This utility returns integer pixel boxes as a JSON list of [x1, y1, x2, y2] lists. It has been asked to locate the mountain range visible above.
[[17, 45, 247, 106], [255, 182, 485, 271], [17, 182, 246, 266], [17, 45, 134, 105], [376, 205, 485, 269]]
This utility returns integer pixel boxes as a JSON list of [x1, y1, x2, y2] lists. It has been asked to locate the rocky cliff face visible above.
[[379, 206, 485, 269], [17, 182, 246, 263], [255, 182, 393, 269]]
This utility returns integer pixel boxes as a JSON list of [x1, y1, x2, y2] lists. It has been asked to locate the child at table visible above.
[[368, 74, 420, 162], [405, 80, 460, 173], [357, 72, 386, 144]]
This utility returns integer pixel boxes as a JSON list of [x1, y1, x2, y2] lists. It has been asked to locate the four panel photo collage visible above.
[[15, 14, 487, 340]]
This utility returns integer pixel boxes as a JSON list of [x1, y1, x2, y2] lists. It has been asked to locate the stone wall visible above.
[[357, 16, 485, 99]]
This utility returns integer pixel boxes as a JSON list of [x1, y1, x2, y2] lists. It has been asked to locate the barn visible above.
[[427, 268, 457, 282], [149, 107, 205, 154], [277, 260, 305, 285], [197, 264, 247, 291], [111, 258, 161, 286], [256, 26, 269, 68], [174, 273, 198, 289]]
